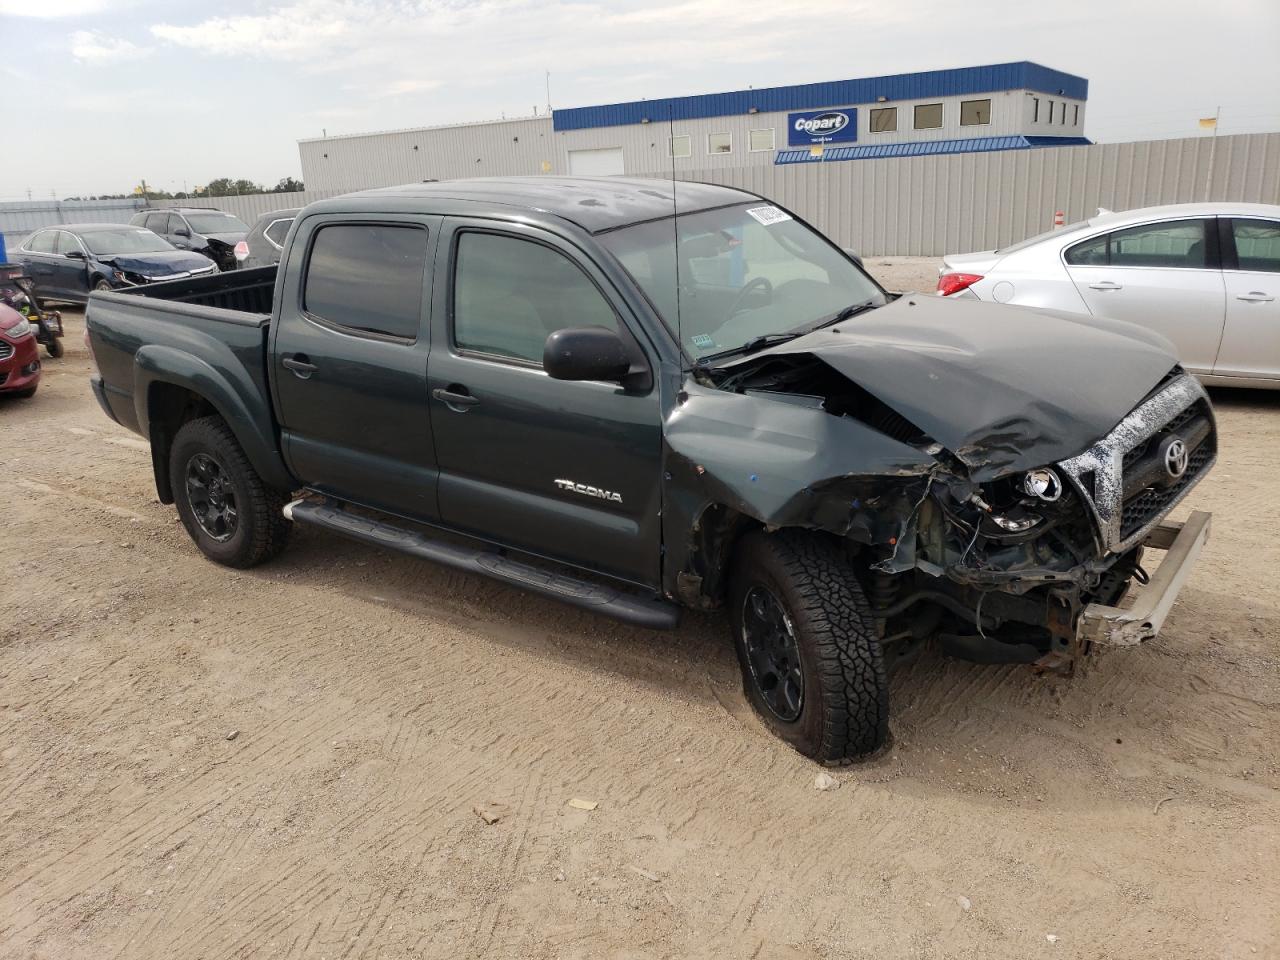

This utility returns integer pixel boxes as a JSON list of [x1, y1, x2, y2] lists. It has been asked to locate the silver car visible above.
[[939, 202, 1280, 388]]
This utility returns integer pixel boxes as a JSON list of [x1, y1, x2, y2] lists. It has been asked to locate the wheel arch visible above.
[[134, 346, 293, 503]]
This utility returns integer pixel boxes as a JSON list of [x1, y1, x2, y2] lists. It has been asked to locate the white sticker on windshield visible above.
[[746, 205, 792, 226]]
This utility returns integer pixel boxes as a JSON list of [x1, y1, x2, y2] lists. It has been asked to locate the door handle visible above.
[[432, 386, 480, 411], [1089, 280, 1123, 291], [1236, 292, 1275, 303], [282, 355, 317, 379]]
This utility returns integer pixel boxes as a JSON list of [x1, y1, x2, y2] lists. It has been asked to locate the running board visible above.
[[283, 498, 680, 630]]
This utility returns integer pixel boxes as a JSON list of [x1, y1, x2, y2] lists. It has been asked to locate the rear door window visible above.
[[264, 219, 293, 247], [1230, 219, 1280, 273], [1066, 219, 1210, 268], [451, 231, 619, 364], [303, 223, 429, 341], [26, 230, 57, 254]]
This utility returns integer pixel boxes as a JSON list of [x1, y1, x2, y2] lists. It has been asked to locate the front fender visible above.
[[133, 344, 294, 493]]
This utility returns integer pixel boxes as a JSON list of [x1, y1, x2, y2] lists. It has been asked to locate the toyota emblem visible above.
[[1163, 438, 1189, 480]]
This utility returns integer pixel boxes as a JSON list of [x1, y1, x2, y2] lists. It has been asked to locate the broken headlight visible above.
[[1021, 467, 1063, 502]]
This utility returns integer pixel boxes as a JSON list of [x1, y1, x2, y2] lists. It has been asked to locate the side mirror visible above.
[[65, 249, 86, 259], [543, 327, 632, 383], [175, 227, 191, 238]]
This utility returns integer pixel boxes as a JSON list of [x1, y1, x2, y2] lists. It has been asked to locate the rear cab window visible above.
[[303, 223, 430, 341]]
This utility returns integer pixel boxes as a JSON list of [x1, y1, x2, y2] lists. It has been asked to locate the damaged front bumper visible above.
[[1076, 510, 1211, 647]]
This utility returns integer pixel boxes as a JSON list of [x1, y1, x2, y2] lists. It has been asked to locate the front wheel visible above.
[[170, 415, 291, 568], [729, 531, 889, 763], [45, 336, 64, 358]]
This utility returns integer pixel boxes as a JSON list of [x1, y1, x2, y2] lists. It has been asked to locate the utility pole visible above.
[[1203, 105, 1220, 202], [545, 70, 552, 114]]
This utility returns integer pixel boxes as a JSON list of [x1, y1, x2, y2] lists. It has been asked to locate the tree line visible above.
[[65, 177, 305, 202]]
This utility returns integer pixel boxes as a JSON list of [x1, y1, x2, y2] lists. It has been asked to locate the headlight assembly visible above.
[[2, 318, 33, 339]]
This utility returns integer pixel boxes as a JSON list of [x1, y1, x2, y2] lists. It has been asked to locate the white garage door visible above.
[[567, 147, 624, 177]]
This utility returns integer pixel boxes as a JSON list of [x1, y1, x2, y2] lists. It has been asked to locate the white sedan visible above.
[[938, 202, 1280, 388]]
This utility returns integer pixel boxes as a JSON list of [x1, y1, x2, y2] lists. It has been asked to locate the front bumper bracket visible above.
[[1076, 510, 1211, 648]]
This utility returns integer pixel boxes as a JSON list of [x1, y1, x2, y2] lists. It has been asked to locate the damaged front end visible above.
[[664, 308, 1216, 669]]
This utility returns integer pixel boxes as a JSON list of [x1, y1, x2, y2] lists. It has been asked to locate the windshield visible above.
[[82, 228, 176, 256], [185, 213, 248, 234], [600, 202, 884, 360]]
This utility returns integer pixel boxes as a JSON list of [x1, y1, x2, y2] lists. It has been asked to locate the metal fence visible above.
[[150, 189, 342, 223], [0, 198, 145, 252], [671, 132, 1280, 256], [4, 132, 1277, 259]]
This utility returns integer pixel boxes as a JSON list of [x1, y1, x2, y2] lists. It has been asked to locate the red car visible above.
[[0, 302, 41, 398]]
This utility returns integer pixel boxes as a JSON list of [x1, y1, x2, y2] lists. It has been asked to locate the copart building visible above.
[[299, 61, 1089, 192]]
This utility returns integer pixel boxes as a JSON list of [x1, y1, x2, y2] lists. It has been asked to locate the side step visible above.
[[283, 498, 680, 630]]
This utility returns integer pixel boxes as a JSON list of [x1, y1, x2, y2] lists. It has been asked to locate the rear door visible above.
[[19, 230, 59, 292], [1064, 217, 1226, 373], [426, 218, 663, 587], [270, 213, 443, 520], [1214, 217, 1280, 381]]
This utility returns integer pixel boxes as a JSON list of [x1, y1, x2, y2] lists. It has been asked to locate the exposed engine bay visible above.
[[665, 302, 1217, 670]]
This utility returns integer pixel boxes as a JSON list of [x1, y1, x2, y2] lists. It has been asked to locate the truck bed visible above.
[[118, 264, 277, 315]]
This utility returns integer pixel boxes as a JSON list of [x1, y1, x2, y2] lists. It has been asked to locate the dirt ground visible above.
[[2, 261, 1278, 960]]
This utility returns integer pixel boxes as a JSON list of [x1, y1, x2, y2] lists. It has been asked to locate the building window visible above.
[[960, 99, 991, 126], [914, 103, 943, 129], [1047, 100, 1055, 124], [1033, 97, 1040, 122], [748, 128, 775, 153], [669, 135, 691, 159], [708, 132, 732, 155], [1073, 104, 1080, 126], [1060, 101, 1067, 124], [869, 107, 897, 133]]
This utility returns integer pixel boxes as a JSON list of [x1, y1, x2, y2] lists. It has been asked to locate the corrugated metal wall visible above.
[[151, 189, 343, 222], [678, 132, 1280, 255], [0, 198, 145, 251]]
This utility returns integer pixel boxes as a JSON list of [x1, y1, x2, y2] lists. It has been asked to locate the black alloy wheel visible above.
[[741, 585, 805, 721], [184, 452, 239, 542]]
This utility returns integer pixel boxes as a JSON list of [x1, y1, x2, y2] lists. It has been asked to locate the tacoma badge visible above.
[[555, 479, 623, 503]]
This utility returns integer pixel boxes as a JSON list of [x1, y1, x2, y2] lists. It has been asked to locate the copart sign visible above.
[[788, 108, 858, 146]]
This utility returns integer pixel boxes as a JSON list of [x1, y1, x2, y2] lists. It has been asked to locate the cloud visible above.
[[0, 0, 113, 14], [70, 30, 150, 64], [150, 1, 355, 60]]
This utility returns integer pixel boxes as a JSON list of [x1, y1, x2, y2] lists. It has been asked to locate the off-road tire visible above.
[[729, 530, 889, 763], [45, 337, 64, 358], [170, 415, 290, 568]]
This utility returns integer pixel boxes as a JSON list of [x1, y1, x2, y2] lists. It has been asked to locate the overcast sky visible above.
[[2, 0, 1278, 200]]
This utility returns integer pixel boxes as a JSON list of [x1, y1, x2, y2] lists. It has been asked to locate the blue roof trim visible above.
[[774, 135, 1093, 164], [553, 62, 1088, 132]]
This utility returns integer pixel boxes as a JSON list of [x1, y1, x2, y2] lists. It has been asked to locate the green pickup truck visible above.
[[85, 177, 1215, 763]]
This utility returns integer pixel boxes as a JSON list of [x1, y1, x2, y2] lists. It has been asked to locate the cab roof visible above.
[[339, 176, 760, 234]]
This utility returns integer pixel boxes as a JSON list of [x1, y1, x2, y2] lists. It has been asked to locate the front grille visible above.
[[0, 340, 13, 361], [1119, 444, 1213, 540], [1058, 374, 1216, 554]]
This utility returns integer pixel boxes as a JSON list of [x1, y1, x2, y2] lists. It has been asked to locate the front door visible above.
[[1065, 217, 1226, 374], [53, 232, 91, 299], [426, 218, 663, 587], [1215, 217, 1280, 382], [270, 214, 443, 520]]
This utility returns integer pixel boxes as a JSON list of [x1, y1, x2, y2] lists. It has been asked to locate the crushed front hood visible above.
[[725, 294, 1179, 479], [102, 252, 216, 275]]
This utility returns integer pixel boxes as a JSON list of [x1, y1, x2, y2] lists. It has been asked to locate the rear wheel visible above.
[[729, 531, 889, 763], [170, 415, 290, 568]]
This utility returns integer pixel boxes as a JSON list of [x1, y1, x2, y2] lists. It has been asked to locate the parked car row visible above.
[[11, 206, 298, 307], [938, 201, 1280, 388]]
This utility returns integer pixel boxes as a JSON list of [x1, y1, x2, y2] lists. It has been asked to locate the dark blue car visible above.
[[15, 223, 218, 304]]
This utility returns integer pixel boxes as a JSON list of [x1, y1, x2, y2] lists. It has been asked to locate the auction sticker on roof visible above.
[[746, 206, 791, 226]]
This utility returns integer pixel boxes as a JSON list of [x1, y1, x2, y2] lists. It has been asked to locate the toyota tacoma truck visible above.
[[85, 177, 1216, 763]]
